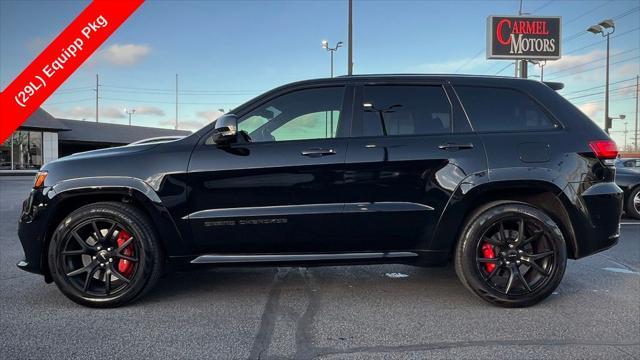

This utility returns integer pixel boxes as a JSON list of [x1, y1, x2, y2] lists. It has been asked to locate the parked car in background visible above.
[[615, 163, 640, 219], [616, 158, 640, 172], [17, 75, 623, 308]]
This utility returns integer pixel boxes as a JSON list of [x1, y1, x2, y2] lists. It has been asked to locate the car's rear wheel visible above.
[[625, 187, 640, 220], [48, 202, 162, 307], [455, 201, 567, 307]]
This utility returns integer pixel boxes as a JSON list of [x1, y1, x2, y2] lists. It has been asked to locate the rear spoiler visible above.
[[543, 81, 564, 91]]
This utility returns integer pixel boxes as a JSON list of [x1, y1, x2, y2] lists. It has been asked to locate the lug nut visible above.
[[518, 250, 523, 253], [108, 248, 113, 251], [92, 256, 96, 260], [100, 263, 105, 267], [109, 258, 113, 263], [516, 260, 521, 265], [97, 246, 101, 250], [505, 261, 510, 265]]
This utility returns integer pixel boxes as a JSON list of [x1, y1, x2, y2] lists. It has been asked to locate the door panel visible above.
[[342, 84, 487, 252], [187, 139, 348, 253], [187, 85, 352, 254]]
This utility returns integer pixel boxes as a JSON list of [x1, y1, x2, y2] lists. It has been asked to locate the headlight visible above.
[[33, 171, 48, 189]]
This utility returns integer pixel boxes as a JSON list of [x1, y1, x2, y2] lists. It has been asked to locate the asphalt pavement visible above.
[[1, 176, 638, 359]]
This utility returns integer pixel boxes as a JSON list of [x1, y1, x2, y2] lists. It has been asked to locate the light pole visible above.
[[610, 114, 627, 149], [124, 108, 136, 126], [321, 40, 343, 77], [587, 19, 615, 134]]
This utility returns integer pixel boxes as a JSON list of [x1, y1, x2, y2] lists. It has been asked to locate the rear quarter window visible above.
[[455, 86, 558, 132]]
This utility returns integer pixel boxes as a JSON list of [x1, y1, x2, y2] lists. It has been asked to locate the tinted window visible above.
[[455, 86, 557, 132], [237, 87, 344, 142], [358, 85, 452, 137]]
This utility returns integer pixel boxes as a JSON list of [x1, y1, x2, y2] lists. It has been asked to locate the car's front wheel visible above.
[[48, 202, 162, 307], [455, 201, 567, 307]]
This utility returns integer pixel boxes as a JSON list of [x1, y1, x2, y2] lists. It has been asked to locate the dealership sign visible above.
[[487, 16, 561, 60]]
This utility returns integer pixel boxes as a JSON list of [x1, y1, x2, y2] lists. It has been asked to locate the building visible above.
[[1, 108, 191, 173]]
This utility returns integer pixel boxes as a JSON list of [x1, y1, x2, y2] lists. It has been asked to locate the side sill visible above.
[[190, 252, 418, 264]]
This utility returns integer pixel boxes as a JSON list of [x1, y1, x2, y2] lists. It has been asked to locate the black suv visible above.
[[18, 75, 623, 308]]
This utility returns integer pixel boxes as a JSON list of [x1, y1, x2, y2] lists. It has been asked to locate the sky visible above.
[[1, 0, 639, 148]]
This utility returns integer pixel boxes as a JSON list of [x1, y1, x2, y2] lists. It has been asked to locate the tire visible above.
[[625, 186, 640, 220], [454, 201, 567, 308], [48, 202, 163, 307]]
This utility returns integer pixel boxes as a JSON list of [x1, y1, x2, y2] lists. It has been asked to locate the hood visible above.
[[57, 143, 159, 162]]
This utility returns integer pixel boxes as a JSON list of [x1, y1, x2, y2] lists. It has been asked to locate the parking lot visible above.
[[0, 176, 638, 359]]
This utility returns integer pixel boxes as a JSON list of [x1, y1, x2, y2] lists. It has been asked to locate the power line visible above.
[[530, 0, 555, 13], [494, 62, 513, 75], [45, 98, 94, 105], [99, 96, 241, 106], [454, 48, 485, 73], [561, 77, 636, 95], [545, 48, 639, 77], [561, 5, 640, 44], [564, 27, 640, 56], [564, 0, 613, 26], [565, 84, 637, 101], [546, 55, 640, 80]]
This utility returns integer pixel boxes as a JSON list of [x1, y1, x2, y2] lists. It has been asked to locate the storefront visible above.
[[1, 108, 65, 171], [1, 108, 190, 173]]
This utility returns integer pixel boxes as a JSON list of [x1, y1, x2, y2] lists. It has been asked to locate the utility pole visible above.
[[517, 0, 527, 79], [175, 74, 179, 130], [348, 0, 353, 75], [95, 74, 99, 123], [635, 74, 639, 151]]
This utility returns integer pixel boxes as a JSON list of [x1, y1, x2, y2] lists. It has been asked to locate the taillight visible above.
[[589, 140, 618, 160]]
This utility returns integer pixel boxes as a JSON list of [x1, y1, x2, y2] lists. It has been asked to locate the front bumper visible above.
[[568, 182, 623, 259], [17, 187, 55, 280]]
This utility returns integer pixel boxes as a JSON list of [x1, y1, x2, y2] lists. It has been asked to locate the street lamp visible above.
[[587, 19, 615, 134], [124, 108, 136, 126], [321, 40, 343, 77]]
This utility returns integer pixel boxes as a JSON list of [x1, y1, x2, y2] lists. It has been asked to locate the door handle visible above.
[[301, 148, 337, 157], [438, 143, 474, 150]]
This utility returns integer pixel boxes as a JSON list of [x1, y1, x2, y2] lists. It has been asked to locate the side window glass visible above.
[[455, 86, 557, 132], [237, 87, 344, 143], [358, 85, 452, 137]]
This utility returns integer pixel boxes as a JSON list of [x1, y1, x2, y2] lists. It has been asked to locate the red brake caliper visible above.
[[116, 230, 134, 277], [481, 243, 496, 273]]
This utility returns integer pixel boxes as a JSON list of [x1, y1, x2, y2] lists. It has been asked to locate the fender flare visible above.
[[429, 168, 578, 258], [46, 176, 191, 257]]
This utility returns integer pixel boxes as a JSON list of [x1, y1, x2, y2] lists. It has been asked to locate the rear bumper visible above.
[[568, 182, 623, 259]]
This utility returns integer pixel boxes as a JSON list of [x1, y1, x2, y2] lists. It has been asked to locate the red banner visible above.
[[0, 0, 144, 142]]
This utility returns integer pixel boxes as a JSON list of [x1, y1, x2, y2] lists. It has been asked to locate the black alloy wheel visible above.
[[49, 202, 162, 307], [59, 218, 139, 297], [455, 201, 567, 307]]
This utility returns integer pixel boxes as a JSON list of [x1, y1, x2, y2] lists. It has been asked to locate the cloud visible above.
[[408, 56, 488, 74], [196, 110, 225, 121], [135, 106, 165, 116], [577, 102, 603, 119], [158, 119, 206, 131], [102, 107, 126, 119], [47, 106, 94, 120], [100, 44, 151, 66]]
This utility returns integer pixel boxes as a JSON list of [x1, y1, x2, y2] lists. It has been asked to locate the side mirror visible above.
[[212, 114, 238, 145]]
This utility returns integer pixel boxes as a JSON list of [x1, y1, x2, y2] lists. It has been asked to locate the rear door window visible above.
[[355, 85, 452, 137], [455, 86, 558, 132]]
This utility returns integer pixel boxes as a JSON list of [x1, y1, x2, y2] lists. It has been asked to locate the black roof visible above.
[[57, 119, 192, 144], [20, 108, 70, 132]]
